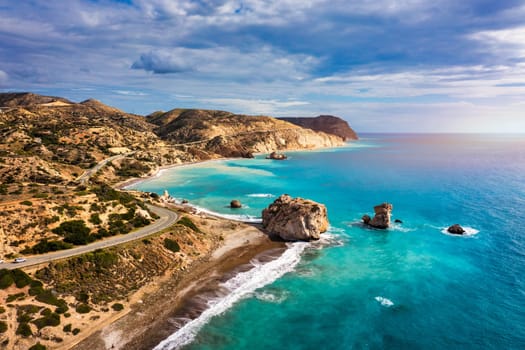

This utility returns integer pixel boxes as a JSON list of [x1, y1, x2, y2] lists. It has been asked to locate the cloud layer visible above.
[[1, 0, 524, 132]]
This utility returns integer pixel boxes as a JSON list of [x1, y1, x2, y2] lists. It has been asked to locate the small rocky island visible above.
[[266, 151, 288, 160], [362, 203, 393, 229], [262, 194, 328, 241], [447, 224, 466, 235]]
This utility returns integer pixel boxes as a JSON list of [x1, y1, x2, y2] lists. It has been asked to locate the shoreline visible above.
[[115, 142, 353, 191], [73, 217, 286, 350], [73, 143, 350, 349]]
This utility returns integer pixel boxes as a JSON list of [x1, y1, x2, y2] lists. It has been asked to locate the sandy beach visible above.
[[71, 215, 285, 350]]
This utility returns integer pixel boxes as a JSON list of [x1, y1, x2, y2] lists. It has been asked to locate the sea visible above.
[[130, 133, 525, 350]]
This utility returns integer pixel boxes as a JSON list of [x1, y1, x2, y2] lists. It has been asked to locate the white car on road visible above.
[[13, 258, 26, 263]]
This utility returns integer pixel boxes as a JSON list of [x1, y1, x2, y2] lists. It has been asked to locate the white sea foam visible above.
[[253, 290, 289, 303], [375, 296, 394, 307], [153, 242, 309, 350], [246, 193, 275, 198], [190, 205, 262, 223], [441, 226, 479, 236]]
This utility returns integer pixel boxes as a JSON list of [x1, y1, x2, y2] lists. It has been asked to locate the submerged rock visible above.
[[447, 224, 465, 235], [362, 203, 393, 229], [394, 219, 403, 224], [262, 194, 328, 241], [230, 199, 242, 208]]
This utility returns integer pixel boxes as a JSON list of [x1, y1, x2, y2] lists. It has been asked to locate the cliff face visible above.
[[279, 115, 358, 141], [149, 109, 345, 157]]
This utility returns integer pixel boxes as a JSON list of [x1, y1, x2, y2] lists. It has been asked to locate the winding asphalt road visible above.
[[2, 204, 178, 270], [76, 152, 135, 185]]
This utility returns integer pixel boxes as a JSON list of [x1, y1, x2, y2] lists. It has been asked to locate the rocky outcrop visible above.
[[279, 115, 358, 141], [447, 224, 465, 235], [230, 200, 242, 208], [266, 151, 287, 160], [262, 194, 328, 241], [362, 203, 393, 229]]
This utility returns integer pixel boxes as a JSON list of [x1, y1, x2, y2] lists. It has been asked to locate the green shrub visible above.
[[52, 220, 93, 245], [63, 323, 72, 332], [0, 321, 7, 333], [32, 312, 60, 329], [131, 216, 150, 228], [20, 200, 33, 206], [16, 322, 32, 337], [76, 292, 89, 303], [24, 240, 73, 254], [32, 193, 48, 199], [111, 303, 124, 311], [29, 280, 45, 296], [89, 213, 101, 225], [12, 269, 32, 288], [163, 238, 180, 253], [75, 304, 91, 314], [178, 217, 200, 232], [0, 270, 14, 289], [28, 342, 47, 350], [55, 303, 69, 314], [0, 306, 5, 314], [6, 292, 25, 302], [72, 328, 80, 335]]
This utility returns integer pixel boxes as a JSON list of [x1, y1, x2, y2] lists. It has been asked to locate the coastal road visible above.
[[2, 204, 178, 270], [76, 151, 136, 185]]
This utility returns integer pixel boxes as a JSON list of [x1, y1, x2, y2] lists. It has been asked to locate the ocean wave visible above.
[[253, 289, 289, 303], [375, 296, 394, 307], [441, 226, 479, 237], [153, 242, 309, 350], [190, 205, 262, 223], [246, 193, 275, 198]]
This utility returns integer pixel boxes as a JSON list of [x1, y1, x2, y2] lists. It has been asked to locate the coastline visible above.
[[72, 216, 285, 350], [72, 143, 350, 349], [116, 142, 353, 191]]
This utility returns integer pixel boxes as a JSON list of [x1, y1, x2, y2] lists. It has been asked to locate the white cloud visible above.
[[469, 26, 525, 59], [197, 97, 310, 115]]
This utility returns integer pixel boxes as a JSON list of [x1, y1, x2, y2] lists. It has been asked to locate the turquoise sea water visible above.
[[132, 134, 525, 349]]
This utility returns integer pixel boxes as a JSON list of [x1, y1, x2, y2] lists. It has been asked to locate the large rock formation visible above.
[[447, 224, 465, 235], [262, 194, 329, 241], [362, 203, 393, 229], [279, 115, 358, 141]]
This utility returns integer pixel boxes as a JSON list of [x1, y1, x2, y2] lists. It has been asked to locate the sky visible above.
[[1, 0, 525, 132]]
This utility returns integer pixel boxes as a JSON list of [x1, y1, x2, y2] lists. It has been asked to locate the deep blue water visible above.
[[132, 134, 525, 349]]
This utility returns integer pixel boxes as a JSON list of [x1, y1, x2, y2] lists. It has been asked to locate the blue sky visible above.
[[1, 0, 525, 132]]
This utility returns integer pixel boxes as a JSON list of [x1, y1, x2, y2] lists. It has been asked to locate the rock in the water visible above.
[[230, 200, 242, 208], [181, 199, 189, 204], [394, 219, 403, 224], [447, 224, 465, 235], [362, 203, 393, 229], [266, 151, 287, 160], [262, 194, 328, 241]]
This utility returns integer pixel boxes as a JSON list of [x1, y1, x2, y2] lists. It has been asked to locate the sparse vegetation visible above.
[[163, 238, 180, 253], [177, 216, 200, 232], [0, 321, 7, 333], [20, 200, 33, 206]]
